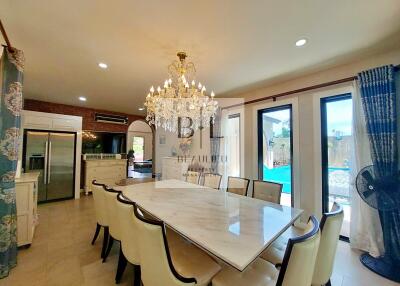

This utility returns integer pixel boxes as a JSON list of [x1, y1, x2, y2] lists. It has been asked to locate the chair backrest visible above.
[[133, 203, 196, 286], [202, 173, 222, 190], [227, 176, 250, 196], [103, 185, 123, 240], [252, 180, 282, 204], [92, 180, 108, 226], [115, 193, 140, 265], [277, 216, 320, 286], [186, 171, 200, 185], [312, 202, 344, 285]]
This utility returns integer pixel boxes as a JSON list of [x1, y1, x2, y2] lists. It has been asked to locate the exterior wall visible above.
[[24, 99, 144, 132]]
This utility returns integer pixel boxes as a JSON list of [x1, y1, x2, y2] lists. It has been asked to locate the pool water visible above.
[[263, 165, 350, 194], [263, 165, 292, 193]]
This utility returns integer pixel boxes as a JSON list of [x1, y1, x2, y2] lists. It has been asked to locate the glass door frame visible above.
[[320, 93, 351, 240], [257, 104, 294, 207]]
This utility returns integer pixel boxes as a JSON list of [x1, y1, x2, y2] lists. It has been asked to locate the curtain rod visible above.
[[223, 64, 400, 109], [0, 19, 14, 53]]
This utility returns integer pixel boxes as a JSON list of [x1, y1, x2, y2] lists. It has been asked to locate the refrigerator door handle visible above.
[[44, 141, 48, 184], [47, 141, 52, 184]]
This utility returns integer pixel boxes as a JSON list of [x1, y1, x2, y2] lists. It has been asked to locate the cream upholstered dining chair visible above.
[[186, 171, 201, 184], [115, 193, 141, 286], [311, 203, 344, 286], [212, 216, 320, 286], [133, 202, 221, 286], [262, 203, 344, 286], [227, 176, 250, 196], [102, 185, 123, 263], [252, 180, 283, 204], [91, 180, 110, 259], [202, 173, 222, 190]]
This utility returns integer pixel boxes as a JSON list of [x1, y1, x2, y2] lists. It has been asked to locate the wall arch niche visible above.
[[127, 120, 155, 178]]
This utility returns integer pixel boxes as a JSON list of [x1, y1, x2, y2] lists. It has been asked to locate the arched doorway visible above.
[[127, 120, 155, 178]]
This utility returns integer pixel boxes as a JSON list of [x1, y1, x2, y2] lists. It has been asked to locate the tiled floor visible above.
[[1, 196, 398, 286]]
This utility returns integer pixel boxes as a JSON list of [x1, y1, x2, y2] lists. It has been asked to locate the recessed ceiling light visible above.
[[79, 96, 87, 101], [138, 107, 145, 111], [295, 38, 307, 47], [98, 62, 108, 69]]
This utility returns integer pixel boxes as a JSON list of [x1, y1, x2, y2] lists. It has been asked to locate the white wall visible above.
[[154, 98, 244, 176], [154, 127, 211, 174]]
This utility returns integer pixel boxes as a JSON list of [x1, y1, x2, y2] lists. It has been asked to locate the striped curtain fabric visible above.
[[358, 65, 400, 263]]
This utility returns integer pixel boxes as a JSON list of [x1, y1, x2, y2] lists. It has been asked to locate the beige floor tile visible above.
[[1, 195, 397, 286], [46, 256, 83, 286]]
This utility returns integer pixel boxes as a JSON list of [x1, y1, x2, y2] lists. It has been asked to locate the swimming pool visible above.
[[263, 165, 350, 194]]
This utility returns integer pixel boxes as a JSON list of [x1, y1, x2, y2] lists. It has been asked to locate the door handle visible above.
[[47, 141, 52, 184], [44, 141, 48, 184]]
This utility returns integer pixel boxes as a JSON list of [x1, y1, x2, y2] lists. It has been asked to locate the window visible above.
[[321, 94, 352, 238], [258, 105, 293, 206]]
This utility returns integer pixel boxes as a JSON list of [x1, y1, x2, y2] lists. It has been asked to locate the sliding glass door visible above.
[[321, 94, 352, 238], [258, 105, 293, 206]]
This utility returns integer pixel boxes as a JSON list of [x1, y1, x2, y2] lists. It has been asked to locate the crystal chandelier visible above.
[[144, 52, 218, 133]]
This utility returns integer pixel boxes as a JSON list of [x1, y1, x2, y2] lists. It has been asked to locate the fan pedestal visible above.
[[360, 253, 400, 283]]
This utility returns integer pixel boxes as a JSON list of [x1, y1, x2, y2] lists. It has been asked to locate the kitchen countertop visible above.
[[15, 172, 40, 183]]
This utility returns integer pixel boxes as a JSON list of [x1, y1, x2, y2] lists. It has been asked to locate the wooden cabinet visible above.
[[162, 157, 189, 181], [15, 172, 39, 247], [84, 159, 127, 194]]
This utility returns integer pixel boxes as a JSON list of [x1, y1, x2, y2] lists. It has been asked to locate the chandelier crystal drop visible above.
[[144, 52, 218, 133]]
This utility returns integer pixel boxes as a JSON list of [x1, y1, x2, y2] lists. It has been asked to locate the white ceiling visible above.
[[2, 0, 400, 115]]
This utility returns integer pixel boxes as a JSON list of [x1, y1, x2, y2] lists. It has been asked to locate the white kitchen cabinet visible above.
[[84, 159, 127, 194], [162, 157, 190, 181], [22, 110, 82, 132], [15, 172, 39, 247]]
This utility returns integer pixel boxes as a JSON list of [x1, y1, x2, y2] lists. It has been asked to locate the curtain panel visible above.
[[358, 65, 400, 261], [210, 108, 222, 174], [0, 47, 24, 278], [349, 81, 384, 256]]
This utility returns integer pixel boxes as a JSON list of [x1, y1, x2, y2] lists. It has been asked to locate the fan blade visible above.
[[361, 170, 374, 184], [362, 188, 375, 199]]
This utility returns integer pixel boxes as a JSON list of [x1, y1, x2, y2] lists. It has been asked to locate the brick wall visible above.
[[24, 99, 145, 132]]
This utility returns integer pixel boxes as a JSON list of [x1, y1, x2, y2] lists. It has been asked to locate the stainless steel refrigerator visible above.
[[23, 130, 76, 202]]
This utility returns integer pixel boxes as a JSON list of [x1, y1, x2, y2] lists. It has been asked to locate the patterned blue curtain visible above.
[[0, 47, 24, 278], [210, 108, 222, 173], [358, 65, 400, 261]]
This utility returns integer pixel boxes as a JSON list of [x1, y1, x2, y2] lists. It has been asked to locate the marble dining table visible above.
[[115, 179, 303, 271]]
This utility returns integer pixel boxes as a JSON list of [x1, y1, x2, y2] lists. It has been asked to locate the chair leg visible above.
[[91, 223, 101, 245], [102, 235, 114, 263], [326, 280, 332, 286], [133, 264, 141, 286], [115, 248, 128, 284], [101, 226, 109, 259]]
